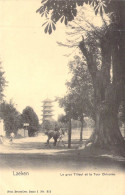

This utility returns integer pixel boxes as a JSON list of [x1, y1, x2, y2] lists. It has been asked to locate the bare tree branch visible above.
[[57, 41, 79, 48]]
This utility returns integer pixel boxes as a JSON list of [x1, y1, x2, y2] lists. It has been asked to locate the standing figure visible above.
[[10, 132, 15, 143]]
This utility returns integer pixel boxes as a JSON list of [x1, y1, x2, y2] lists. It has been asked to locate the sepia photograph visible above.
[[0, 0, 125, 194]]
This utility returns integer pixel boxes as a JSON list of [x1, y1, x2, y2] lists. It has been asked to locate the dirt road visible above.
[[0, 135, 125, 171]]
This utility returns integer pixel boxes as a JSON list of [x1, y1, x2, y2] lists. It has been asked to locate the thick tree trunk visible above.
[[80, 38, 125, 151], [86, 77, 125, 151], [88, 103, 124, 148], [79, 1, 125, 152]]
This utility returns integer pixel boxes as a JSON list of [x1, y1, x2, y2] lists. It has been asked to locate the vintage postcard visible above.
[[0, 0, 125, 195]]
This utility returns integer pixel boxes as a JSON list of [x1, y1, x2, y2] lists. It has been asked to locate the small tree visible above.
[[21, 106, 39, 137], [0, 101, 21, 136], [67, 55, 94, 141], [0, 63, 7, 103], [58, 94, 76, 148], [58, 55, 94, 143]]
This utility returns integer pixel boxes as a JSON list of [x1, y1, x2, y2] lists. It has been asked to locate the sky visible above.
[[0, 1, 104, 122], [0, 0, 73, 121]]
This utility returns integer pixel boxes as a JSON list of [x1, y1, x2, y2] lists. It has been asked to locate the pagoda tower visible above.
[[41, 98, 54, 122]]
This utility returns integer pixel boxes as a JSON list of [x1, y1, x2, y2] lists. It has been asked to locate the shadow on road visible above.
[[0, 137, 125, 171]]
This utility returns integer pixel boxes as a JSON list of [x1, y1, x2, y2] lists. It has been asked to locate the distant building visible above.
[[41, 98, 54, 122]]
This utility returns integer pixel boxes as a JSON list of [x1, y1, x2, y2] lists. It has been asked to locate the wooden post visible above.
[[24, 128, 25, 137], [68, 115, 72, 148], [80, 120, 83, 142]]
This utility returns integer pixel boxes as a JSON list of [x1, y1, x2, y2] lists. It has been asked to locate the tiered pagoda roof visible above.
[[41, 98, 54, 121]]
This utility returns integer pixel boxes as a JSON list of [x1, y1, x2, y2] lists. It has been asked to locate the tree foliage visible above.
[[37, 0, 108, 34], [67, 55, 94, 120], [58, 114, 69, 124], [58, 54, 94, 122], [0, 64, 7, 102], [0, 101, 21, 136]]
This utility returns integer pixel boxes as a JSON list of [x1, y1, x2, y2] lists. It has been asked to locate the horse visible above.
[[45, 129, 65, 147]]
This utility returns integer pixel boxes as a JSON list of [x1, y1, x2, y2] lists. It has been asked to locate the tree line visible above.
[[0, 101, 39, 137], [0, 66, 39, 137]]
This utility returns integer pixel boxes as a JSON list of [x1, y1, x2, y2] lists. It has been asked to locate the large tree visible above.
[[37, 0, 125, 151]]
